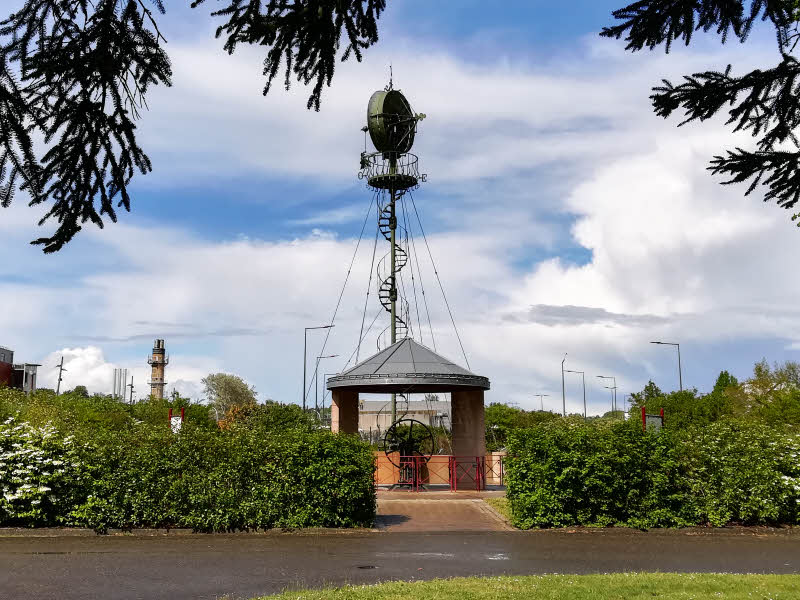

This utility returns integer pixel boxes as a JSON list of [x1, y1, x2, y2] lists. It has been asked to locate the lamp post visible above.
[[321, 372, 336, 425], [565, 370, 586, 420], [561, 353, 568, 417], [533, 393, 549, 412], [315, 355, 338, 416], [650, 341, 682, 391], [597, 375, 617, 414], [303, 325, 334, 410], [602, 385, 618, 416]]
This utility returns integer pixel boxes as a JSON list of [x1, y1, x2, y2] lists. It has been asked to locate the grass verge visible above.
[[259, 573, 800, 599], [483, 497, 512, 524]]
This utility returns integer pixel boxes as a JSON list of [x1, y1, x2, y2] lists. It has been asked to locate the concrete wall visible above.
[[0, 347, 13, 364]]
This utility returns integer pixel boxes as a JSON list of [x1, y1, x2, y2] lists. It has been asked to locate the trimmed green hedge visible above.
[[1, 396, 376, 531], [505, 419, 800, 529]]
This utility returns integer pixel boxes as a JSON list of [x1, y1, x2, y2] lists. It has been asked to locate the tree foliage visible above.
[[629, 361, 800, 428], [602, 1, 800, 225], [485, 402, 560, 451], [0, 0, 385, 251], [202, 372, 257, 418]]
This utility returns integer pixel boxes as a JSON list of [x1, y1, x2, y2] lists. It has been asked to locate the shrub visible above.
[[682, 422, 800, 526], [69, 422, 376, 532], [505, 419, 800, 529], [0, 417, 89, 526], [0, 389, 376, 531]]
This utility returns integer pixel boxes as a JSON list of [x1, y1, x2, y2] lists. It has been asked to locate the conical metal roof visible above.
[[327, 338, 490, 394]]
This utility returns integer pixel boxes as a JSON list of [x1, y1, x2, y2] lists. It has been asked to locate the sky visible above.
[[2, 1, 799, 415]]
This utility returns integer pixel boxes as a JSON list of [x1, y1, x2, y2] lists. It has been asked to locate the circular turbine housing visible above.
[[367, 89, 416, 153]]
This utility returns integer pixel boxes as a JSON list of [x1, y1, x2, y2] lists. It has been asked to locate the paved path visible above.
[[1, 528, 798, 600], [376, 498, 513, 531]]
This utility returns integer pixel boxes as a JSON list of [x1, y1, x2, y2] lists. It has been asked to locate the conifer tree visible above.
[[603, 1, 800, 227], [0, 0, 385, 251]]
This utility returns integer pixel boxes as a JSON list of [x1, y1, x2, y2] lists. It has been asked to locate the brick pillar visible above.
[[331, 388, 359, 434], [451, 389, 486, 489]]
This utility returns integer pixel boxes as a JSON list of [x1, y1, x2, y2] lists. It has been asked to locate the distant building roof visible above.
[[328, 338, 489, 393]]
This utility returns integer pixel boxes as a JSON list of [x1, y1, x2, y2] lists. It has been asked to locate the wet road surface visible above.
[[1, 528, 799, 600]]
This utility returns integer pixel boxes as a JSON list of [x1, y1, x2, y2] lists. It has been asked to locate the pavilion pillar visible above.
[[450, 389, 486, 489], [331, 389, 359, 434]]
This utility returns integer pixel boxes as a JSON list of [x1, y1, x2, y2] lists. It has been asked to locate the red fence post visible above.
[[641, 406, 646, 431]]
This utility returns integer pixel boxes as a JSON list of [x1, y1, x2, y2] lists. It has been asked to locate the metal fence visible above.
[[374, 454, 504, 491]]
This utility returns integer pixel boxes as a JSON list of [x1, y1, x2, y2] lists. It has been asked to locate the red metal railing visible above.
[[374, 454, 503, 491]]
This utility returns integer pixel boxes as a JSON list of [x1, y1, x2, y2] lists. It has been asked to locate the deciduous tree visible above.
[[201, 372, 257, 419]]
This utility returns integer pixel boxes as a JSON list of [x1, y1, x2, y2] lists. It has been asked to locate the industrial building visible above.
[[358, 398, 451, 433], [0, 345, 40, 393]]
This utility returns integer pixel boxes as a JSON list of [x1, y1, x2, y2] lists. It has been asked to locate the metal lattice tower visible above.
[[358, 80, 426, 423]]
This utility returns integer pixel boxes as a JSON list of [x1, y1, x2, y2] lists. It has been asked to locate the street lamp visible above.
[[597, 375, 617, 414], [533, 393, 549, 412], [315, 355, 338, 415], [602, 385, 617, 416], [565, 370, 586, 420], [650, 341, 682, 391], [561, 353, 568, 417], [321, 372, 336, 425], [303, 325, 334, 410]]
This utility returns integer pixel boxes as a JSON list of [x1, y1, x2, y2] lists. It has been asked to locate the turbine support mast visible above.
[[359, 81, 426, 426]]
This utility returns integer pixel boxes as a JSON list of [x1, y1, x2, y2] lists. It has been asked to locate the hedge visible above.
[[505, 418, 800, 529], [1, 415, 376, 531]]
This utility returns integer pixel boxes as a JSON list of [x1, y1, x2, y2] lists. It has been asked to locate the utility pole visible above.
[[561, 353, 567, 417], [651, 341, 682, 391], [303, 325, 334, 410], [533, 393, 549, 412], [55, 356, 66, 396], [127, 376, 135, 404], [315, 355, 338, 417], [565, 370, 586, 420]]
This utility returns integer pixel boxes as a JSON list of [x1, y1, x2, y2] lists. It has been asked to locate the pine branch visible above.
[[652, 56, 800, 151], [709, 148, 800, 220], [0, 0, 171, 252], [604, 1, 800, 226], [192, 0, 386, 111], [601, 1, 793, 52]]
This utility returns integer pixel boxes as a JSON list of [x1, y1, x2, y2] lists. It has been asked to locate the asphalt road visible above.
[[1, 528, 799, 600]]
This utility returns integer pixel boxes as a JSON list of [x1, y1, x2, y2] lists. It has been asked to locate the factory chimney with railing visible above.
[[147, 339, 169, 399]]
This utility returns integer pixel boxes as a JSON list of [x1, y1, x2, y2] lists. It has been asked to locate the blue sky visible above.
[[2, 1, 799, 413]]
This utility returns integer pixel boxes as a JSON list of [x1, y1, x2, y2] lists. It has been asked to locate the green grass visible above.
[[259, 573, 800, 599], [484, 497, 512, 523]]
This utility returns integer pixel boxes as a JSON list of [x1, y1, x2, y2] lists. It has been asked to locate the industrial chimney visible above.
[[147, 339, 169, 399]]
